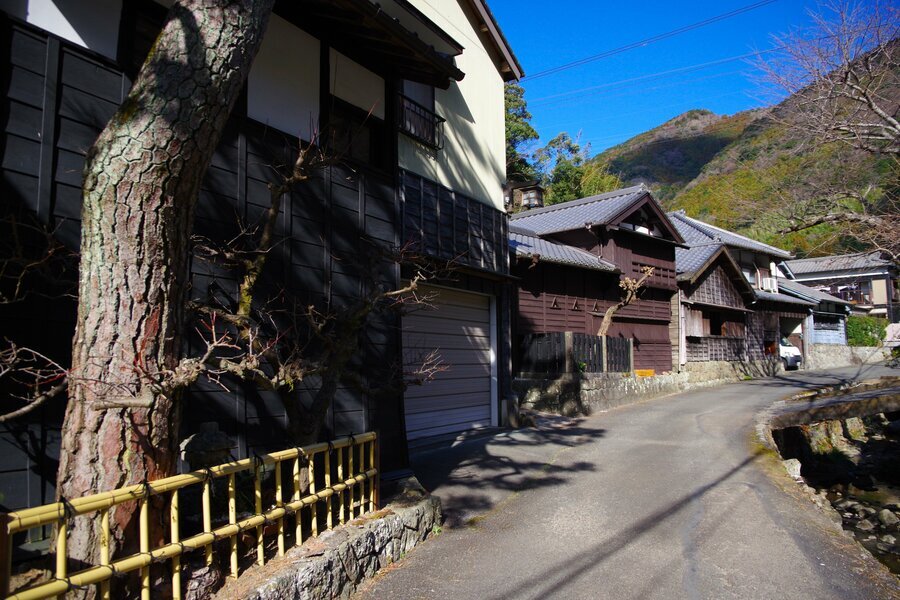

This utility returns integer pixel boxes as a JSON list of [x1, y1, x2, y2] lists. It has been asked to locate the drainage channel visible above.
[[764, 378, 900, 576]]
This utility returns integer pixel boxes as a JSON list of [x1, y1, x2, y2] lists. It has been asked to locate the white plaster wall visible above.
[[2, 0, 121, 59], [400, 0, 506, 209], [247, 15, 320, 141], [330, 49, 385, 120]]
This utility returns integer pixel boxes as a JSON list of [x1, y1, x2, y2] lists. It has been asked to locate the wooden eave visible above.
[[390, 0, 465, 54], [279, 0, 465, 88], [461, 0, 524, 80], [682, 299, 753, 314]]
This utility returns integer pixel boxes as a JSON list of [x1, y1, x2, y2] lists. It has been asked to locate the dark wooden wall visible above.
[[399, 169, 509, 275], [0, 16, 410, 511]]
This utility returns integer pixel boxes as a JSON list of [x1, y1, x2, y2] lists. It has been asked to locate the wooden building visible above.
[[671, 244, 759, 365], [784, 252, 898, 323], [0, 0, 522, 517], [510, 186, 684, 373], [668, 211, 822, 369]]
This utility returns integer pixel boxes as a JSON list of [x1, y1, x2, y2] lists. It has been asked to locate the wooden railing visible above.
[[519, 332, 633, 375], [0, 433, 378, 600]]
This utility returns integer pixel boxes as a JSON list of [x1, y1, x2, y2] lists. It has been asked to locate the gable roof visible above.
[[510, 185, 683, 242], [668, 211, 792, 259], [675, 244, 722, 279], [777, 278, 852, 306], [785, 251, 894, 275], [509, 225, 618, 273]]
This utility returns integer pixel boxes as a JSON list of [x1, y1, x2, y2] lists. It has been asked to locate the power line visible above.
[[523, 0, 781, 81], [532, 69, 750, 114], [529, 49, 771, 107], [537, 88, 749, 132]]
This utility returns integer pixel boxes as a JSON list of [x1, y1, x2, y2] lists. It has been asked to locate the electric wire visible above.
[[523, 0, 781, 81]]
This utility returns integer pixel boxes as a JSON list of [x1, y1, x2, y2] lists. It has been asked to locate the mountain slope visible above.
[[595, 109, 760, 203], [596, 103, 893, 256]]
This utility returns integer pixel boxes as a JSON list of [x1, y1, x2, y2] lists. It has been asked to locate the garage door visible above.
[[402, 285, 495, 442]]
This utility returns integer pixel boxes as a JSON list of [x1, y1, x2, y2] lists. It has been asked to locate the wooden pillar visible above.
[[601, 335, 608, 373], [564, 332, 575, 373]]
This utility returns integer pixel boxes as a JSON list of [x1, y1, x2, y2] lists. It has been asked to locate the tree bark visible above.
[[57, 0, 274, 576]]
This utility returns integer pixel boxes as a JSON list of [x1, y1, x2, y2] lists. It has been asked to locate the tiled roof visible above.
[[785, 251, 893, 275], [509, 225, 618, 272], [675, 243, 723, 279], [509, 185, 648, 235], [668, 211, 792, 259], [776, 278, 852, 306], [753, 289, 815, 306]]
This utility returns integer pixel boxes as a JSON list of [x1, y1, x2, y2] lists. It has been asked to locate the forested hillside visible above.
[[597, 100, 895, 257], [595, 109, 759, 203]]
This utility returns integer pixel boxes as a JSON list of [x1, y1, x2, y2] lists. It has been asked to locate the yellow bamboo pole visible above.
[[323, 451, 333, 530], [254, 464, 264, 567], [139, 497, 150, 600], [55, 518, 66, 600], [7, 434, 377, 532], [337, 447, 345, 525], [0, 513, 11, 599], [228, 473, 238, 578], [308, 454, 318, 538], [202, 478, 212, 566], [99, 508, 110, 600], [170, 490, 182, 600], [369, 440, 376, 511], [6, 471, 378, 600], [292, 456, 302, 544], [275, 461, 284, 557], [348, 442, 355, 518]]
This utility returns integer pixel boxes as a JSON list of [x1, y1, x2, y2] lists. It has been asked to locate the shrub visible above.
[[846, 316, 887, 346]]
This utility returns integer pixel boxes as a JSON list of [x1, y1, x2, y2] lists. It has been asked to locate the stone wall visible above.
[[215, 479, 441, 600], [805, 344, 890, 371], [514, 359, 776, 416]]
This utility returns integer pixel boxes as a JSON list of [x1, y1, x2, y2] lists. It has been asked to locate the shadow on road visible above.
[[410, 416, 606, 528], [486, 450, 764, 600]]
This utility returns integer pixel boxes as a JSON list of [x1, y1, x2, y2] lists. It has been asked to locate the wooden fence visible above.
[[0, 433, 378, 600], [519, 332, 633, 375]]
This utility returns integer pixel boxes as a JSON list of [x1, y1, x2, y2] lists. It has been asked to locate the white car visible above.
[[779, 337, 802, 370]]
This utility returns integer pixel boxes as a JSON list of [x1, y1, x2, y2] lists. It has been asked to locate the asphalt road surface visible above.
[[356, 364, 900, 599]]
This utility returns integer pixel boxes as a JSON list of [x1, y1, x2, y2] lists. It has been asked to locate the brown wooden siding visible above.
[[514, 263, 674, 372], [686, 263, 746, 308]]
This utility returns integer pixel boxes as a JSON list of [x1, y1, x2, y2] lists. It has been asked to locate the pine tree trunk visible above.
[[57, 0, 275, 579]]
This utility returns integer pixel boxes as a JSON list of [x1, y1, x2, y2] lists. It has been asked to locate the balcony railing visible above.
[[398, 94, 445, 150]]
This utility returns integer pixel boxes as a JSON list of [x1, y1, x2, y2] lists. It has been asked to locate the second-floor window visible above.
[[326, 97, 389, 172], [400, 80, 444, 149]]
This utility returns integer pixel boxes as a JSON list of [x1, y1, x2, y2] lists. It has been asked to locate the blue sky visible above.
[[489, 0, 823, 154]]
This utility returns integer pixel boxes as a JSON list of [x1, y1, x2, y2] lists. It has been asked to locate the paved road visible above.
[[357, 364, 900, 599]]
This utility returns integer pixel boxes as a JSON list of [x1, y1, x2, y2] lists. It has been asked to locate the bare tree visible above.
[[595, 266, 655, 337], [749, 0, 900, 260], [755, 0, 899, 155]]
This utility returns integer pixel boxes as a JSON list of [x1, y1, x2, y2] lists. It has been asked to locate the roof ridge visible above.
[[510, 184, 646, 220], [787, 250, 879, 263], [669, 211, 791, 257]]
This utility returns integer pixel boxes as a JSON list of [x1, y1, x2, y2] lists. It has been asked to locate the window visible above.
[[741, 266, 757, 287], [325, 97, 389, 171], [399, 80, 444, 149]]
